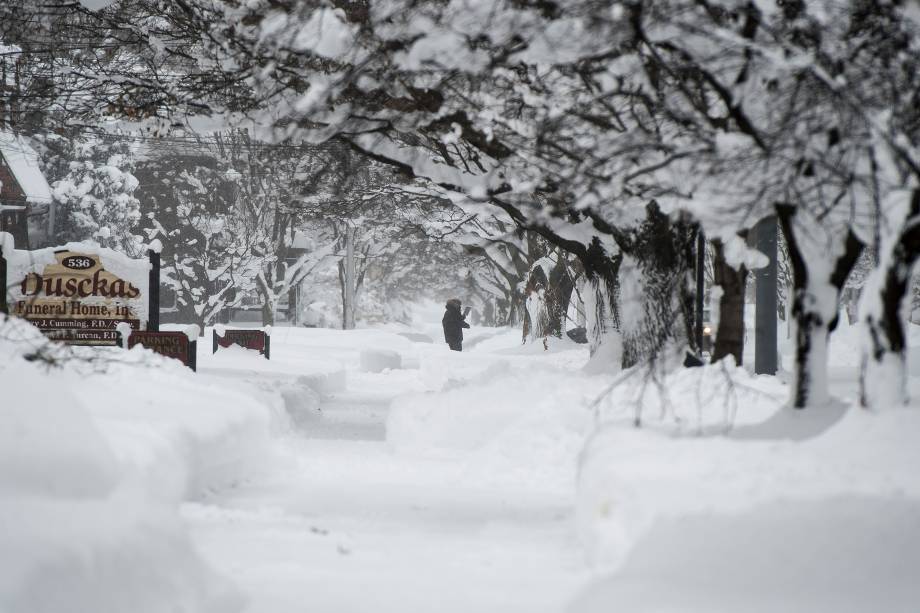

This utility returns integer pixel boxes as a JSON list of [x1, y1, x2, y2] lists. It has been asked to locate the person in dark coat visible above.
[[442, 298, 470, 351]]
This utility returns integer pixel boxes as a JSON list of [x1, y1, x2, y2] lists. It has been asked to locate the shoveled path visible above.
[[183, 347, 592, 613]]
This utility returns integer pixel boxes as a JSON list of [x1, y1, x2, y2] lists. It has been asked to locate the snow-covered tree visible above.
[[50, 138, 142, 254], [136, 153, 258, 330], [7, 0, 920, 409], [217, 131, 348, 325]]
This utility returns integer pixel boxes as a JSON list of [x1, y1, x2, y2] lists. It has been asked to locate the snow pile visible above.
[[388, 366, 613, 492], [296, 366, 348, 396], [77, 358, 281, 500], [359, 348, 402, 372], [204, 337, 347, 396], [417, 350, 504, 391], [0, 315, 282, 612], [574, 361, 920, 610], [588, 358, 784, 434], [277, 380, 321, 427], [571, 496, 920, 613]]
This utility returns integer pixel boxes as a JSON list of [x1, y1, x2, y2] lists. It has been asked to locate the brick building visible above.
[[0, 130, 54, 249]]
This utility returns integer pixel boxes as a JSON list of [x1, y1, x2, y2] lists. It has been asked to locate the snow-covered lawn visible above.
[[3, 312, 919, 612]]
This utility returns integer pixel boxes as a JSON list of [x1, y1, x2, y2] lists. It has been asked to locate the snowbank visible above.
[[359, 348, 402, 372], [0, 315, 282, 612], [203, 341, 346, 389], [571, 497, 920, 613], [574, 361, 920, 610], [388, 366, 613, 492]]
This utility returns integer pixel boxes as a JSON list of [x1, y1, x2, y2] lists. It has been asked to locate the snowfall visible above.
[[1, 303, 918, 613]]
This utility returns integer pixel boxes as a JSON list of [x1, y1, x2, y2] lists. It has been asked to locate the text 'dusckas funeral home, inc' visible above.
[[3, 239, 151, 345]]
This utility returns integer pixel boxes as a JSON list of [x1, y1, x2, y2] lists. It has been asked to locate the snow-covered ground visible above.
[[0, 315, 278, 613], [183, 318, 604, 613], [3, 305, 919, 612]]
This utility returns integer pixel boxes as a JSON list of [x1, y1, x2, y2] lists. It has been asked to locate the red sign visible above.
[[213, 329, 270, 359], [129, 331, 196, 370]]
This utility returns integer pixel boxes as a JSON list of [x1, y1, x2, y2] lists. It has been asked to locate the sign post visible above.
[[148, 248, 160, 332], [344, 225, 356, 330], [695, 229, 705, 357], [0, 240, 7, 315]]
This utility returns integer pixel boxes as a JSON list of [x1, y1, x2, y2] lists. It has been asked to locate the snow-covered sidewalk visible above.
[[182, 326, 605, 613], [172, 321, 920, 613]]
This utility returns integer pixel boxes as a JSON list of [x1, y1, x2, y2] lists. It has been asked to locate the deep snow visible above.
[[3, 305, 919, 612], [183, 322, 602, 613], [0, 315, 273, 613]]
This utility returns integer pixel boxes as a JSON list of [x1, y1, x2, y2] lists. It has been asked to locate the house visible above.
[[0, 130, 54, 249]]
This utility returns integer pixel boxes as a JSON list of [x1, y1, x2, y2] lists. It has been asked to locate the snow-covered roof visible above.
[[0, 130, 53, 204]]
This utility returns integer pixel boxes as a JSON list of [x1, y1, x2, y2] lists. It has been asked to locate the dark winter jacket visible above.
[[442, 302, 470, 344]]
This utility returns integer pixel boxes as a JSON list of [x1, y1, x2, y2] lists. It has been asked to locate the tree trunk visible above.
[[579, 237, 621, 344], [617, 204, 698, 368], [507, 291, 525, 325], [860, 188, 920, 408], [523, 265, 547, 341], [785, 281, 793, 339], [777, 204, 865, 408], [791, 309, 832, 406], [548, 256, 576, 336], [582, 272, 624, 371], [344, 226, 356, 330], [710, 238, 748, 365], [256, 273, 275, 327], [482, 301, 495, 326], [523, 253, 576, 340], [261, 298, 275, 327]]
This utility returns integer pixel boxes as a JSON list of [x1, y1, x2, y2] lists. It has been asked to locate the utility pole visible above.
[[290, 282, 299, 327], [754, 216, 778, 375], [344, 225, 356, 330], [696, 229, 705, 357]]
